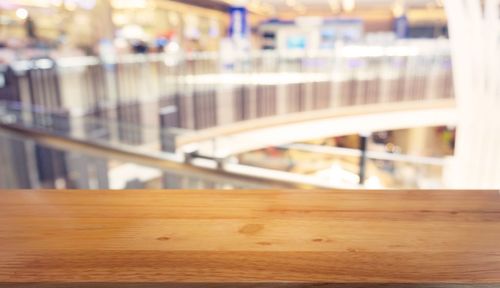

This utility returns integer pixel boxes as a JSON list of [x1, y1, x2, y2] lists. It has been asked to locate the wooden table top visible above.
[[0, 189, 499, 287]]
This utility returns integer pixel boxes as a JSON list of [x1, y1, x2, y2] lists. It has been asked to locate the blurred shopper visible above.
[[131, 40, 148, 54], [25, 16, 37, 43]]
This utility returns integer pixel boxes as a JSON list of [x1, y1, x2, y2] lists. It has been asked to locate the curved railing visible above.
[[0, 98, 452, 189], [0, 40, 456, 188], [1, 40, 453, 153]]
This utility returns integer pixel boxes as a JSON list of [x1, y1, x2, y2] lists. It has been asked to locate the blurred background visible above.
[[0, 0, 497, 190]]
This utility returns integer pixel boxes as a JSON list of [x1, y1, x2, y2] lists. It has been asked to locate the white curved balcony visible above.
[[0, 40, 456, 189]]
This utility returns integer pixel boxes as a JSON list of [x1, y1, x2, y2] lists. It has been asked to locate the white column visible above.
[[444, 0, 500, 188]]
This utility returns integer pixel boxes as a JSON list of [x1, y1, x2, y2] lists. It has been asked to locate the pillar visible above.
[[444, 0, 500, 188]]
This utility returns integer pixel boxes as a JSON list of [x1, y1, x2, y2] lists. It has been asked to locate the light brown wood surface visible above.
[[0, 189, 499, 287]]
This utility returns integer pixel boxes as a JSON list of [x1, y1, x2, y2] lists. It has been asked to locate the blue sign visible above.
[[229, 7, 248, 38], [287, 36, 306, 50], [394, 15, 409, 38]]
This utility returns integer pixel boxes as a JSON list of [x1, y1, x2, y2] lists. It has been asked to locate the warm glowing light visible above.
[[111, 0, 147, 9], [64, 0, 77, 11], [78, 0, 96, 10], [328, 0, 340, 13], [365, 176, 383, 188], [16, 8, 29, 20], [392, 1, 405, 17], [51, 0, 63, 7], [341, 0, 355, 12], [112, 13, 128, 26], [168, 11, 180, 26]]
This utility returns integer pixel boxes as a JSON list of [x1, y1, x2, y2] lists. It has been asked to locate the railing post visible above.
[[358, 131, 371, 185]]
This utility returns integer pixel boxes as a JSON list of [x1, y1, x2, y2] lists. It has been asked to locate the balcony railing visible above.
[[1, 41, 453, 151], [0, 41, 456, 189], [0, 99, 452, 189]]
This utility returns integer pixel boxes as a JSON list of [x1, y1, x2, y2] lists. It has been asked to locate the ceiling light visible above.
[[51, 0, 63, 7], [341, 0, 355, 12], [111, 0, 147, 9], [15, 8, 29, 20], [392, 0, 405, 17], [328, 0, 340, 13], [64, 0, 77, 11], [78, 0, 96, 10]]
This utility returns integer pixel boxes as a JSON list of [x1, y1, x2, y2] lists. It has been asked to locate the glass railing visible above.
[[0, 40, 456, 189], [277, 143, 447, 189], [0, 129, 258, 189], [0, 102, 451, 189], [0, 101, 355, 189], [0, 100, 185, 158], [0, 41, 454, 155], [1, 40, 453, 134]]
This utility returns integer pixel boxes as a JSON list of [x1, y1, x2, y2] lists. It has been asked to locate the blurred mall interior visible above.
[[0, 0, 498, 190]]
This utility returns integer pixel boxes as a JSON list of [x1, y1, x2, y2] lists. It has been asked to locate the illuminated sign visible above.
[[229, 7, 248, 39]]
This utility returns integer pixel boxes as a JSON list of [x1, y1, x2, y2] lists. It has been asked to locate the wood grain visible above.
[[0, 189, 499, 287]]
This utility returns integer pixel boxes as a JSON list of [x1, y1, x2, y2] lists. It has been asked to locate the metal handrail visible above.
[[283, 143, 446, 166], [0, 102, 349, 189]]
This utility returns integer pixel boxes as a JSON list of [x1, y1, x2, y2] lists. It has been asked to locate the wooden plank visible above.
[[0, 189, 499, 287]]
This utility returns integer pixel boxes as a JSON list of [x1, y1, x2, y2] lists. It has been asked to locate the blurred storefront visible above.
[[111, 0, 229, 53], [0, 0, 232, 62]]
